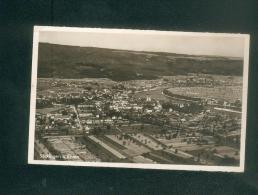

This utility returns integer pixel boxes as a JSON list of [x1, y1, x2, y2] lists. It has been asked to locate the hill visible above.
[[38, 43, 243, 81]]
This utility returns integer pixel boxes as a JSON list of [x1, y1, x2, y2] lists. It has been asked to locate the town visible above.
[[34, 74, 242, 166]]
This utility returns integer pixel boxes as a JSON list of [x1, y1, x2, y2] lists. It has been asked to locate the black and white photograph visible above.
[[28, 26, 249, 172]]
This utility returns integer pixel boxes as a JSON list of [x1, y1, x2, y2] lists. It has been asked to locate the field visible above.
[[167, 86, 242, 102], [37, 106, 65, 114]]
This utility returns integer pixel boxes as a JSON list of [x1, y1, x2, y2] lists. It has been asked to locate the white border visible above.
[[28, 26, 250, 172]]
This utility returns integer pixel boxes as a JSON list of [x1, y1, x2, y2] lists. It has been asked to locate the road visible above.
[[71, 105, 83, 131]]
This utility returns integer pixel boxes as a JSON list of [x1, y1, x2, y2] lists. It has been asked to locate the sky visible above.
[[39, 30, 246, 58]]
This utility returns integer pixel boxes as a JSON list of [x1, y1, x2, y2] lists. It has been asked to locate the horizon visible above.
[[39, 41, 243, 59], [39, 30, 246, 58]]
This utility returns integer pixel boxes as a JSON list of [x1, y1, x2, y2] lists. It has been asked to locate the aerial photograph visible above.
[[31, 28, 248, 168]]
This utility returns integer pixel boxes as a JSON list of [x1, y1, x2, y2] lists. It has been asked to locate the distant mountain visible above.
[[38, 43, 243, 81]]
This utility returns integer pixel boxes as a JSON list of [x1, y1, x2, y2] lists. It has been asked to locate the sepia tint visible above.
[[28, 26, 250, 172]]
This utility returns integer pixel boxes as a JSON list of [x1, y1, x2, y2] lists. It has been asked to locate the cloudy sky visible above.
[[39, 30, 246, 58]]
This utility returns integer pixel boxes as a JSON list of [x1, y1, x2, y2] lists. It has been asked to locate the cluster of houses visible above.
[[35, 77, 241, 165]]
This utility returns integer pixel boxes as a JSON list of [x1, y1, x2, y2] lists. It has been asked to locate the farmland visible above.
[[167, 86, 242, 103]]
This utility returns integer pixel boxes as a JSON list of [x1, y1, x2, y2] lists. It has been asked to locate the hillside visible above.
[[37, 43, 243, 81]]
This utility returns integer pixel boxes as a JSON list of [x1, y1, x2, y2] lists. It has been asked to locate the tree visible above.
[[91, 127, 102, 135], [233, 99, 241, 107], [61, 110, 68, 115], [85, 86, 92, 91]]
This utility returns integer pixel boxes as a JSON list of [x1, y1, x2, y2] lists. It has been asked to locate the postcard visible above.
[[28, 26, 249, 172]]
